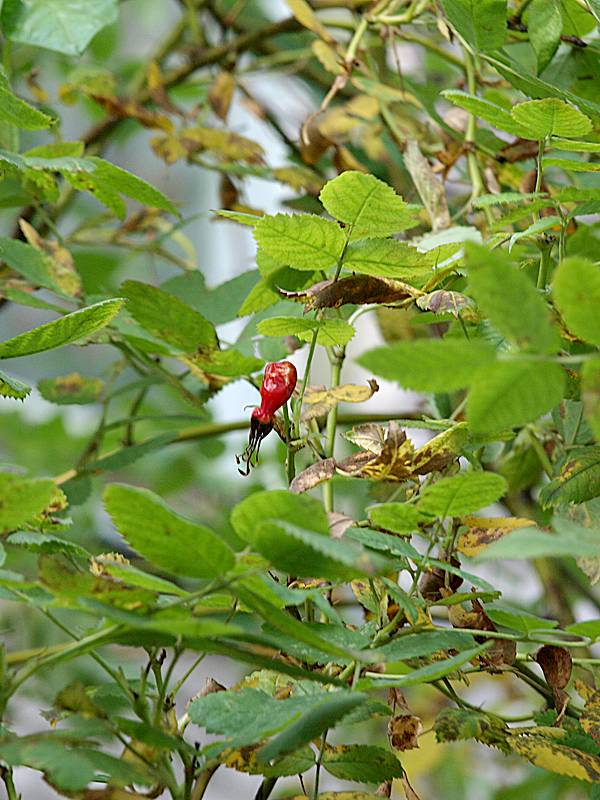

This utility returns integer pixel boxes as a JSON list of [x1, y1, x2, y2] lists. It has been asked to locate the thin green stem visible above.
[[0, 767, 18, 800], [322, 348, 344, 513], [293, 328, 320, 439], [282, 401, 295, 483]]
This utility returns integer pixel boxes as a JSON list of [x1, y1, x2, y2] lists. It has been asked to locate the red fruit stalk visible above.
[[236, 360, 297, 476]]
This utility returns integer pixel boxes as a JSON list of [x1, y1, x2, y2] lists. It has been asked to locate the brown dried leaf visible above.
[[290, 457, 336, 494], [401, 774, 422, 800], [536, 645, 572, 691], [208, 71, 236, 121], [419, 557, 463, 601], [388, 714, 423, 751], [300, 114, 333, 164], [499, 138, 540, 164], [280, 275, 421, 311], [344, 423, 386, 454], [19, 219, 81, 297], [457, 516, 535, 557], [404, 139, 450, 232], [449, 597, 516, 667], [302, 380, 379, 421], [375, 782, 392, 798], [147, 61, 183, 116]]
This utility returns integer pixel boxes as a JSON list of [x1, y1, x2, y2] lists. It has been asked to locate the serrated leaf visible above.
[[254, 520, 387, 581], [442, 90, 534, 137], [364, 644, 490, 688], [439, 0, 507, 52], [231, 490, 330, 543], [467, 360, 565, 434], [0, 235, 61, 291], [1, 0, 118, 55], [7, 531, 88, 559], [0, 68, 53, 129], [38, 373, 103, 405], [121, 280, 217, 351], [552, 257, 600, 346], [404, 140, 450, 232], [527, 0, 562, 73], [319, 171, 418, 240], [258, 691, 367, 762], [0, 473, 57, 533], [466, 242, 559, 353], [358, 339, 495, 393], [254, 213, 345, 271], [539, 447, 600, 507], [103, 483, 234, 579], [0, 368, 31, 399], [511, 99, 592, 139], [322, 744, 403, 783], [343, 238, 432, 279], [0, 298, 125, 360], [88, 157, 178, 215], [257, 316, 355, 346], [418, 472, 507, 517], [367, 503, 422, 533], [457, 517, 536, 556]]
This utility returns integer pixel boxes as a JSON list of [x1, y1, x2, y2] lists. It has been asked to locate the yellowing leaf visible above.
[[302, 380, 378, 421], [457, 516, 536, 556], [285, 0, 333, 42], [509, 735, 600, 782], [312, 40, 343, 75]]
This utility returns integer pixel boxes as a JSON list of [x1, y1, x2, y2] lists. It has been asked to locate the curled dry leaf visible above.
[[457, 516, 536, 557], [280, 274, 422, 311], [388, 714, 423, 751], [302, 379, 379, 422], [90, 93, 173, 131], [291, 422, 467, 493], [449, 598, 516, 667], [401, 773, 423, 800], [208, 71, 235, 121], [152, 126, 265, 165], [419, 556, 463, 601], [375, 781, 392, 797], [536, 645, 572, 691]]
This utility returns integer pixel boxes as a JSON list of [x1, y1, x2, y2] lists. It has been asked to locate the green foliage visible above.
[[0, 1, 599, 798]]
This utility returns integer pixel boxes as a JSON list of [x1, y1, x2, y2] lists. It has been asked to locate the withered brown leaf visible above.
[[280, 274, 421, 311]]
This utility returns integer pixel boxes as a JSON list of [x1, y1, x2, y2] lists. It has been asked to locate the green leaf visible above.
[[258, 691, 367, 762], [442, 90, 534, 137], [417, 472, 507, 517], [103, 483, 235, 579], [0, 68, 53, 129], [254, 213, 345, 271], [92, 558, 187, 596], [1, 0, 118, 55], [485, 606, 558, 634], [0, 368, 31, 400], [466, 243, 559, 353], [365, 645, 490, 688], [0, 473, 57, 533], [376, 630, 478, 662], [552, 257, 600, 346], [88, 157, 178, 216], [257, 316, 355, 346], [0, 236, 60, 292], [121, 280, 217, 351], [582, 360, 600, 440], [232, 490, 329, 542], [439, 0, 507, 52], [343, 239, 432, 280], [474, 518, 600, 560], [322, 744, 403, 783], [539, 447, 600, 507], [511, 99, 592, 139], [7, 531, 88, 560], [527, 0, 563, 73], [38, 374, 104, 405], [357, 339, 495, 392], [254, 521, 387, 581], [0, 298, 125, 360], [367, 503, 422, 533], [319, 171, 419, 240], [543, 158, 600, 174], [467, 360, 565, 434]]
